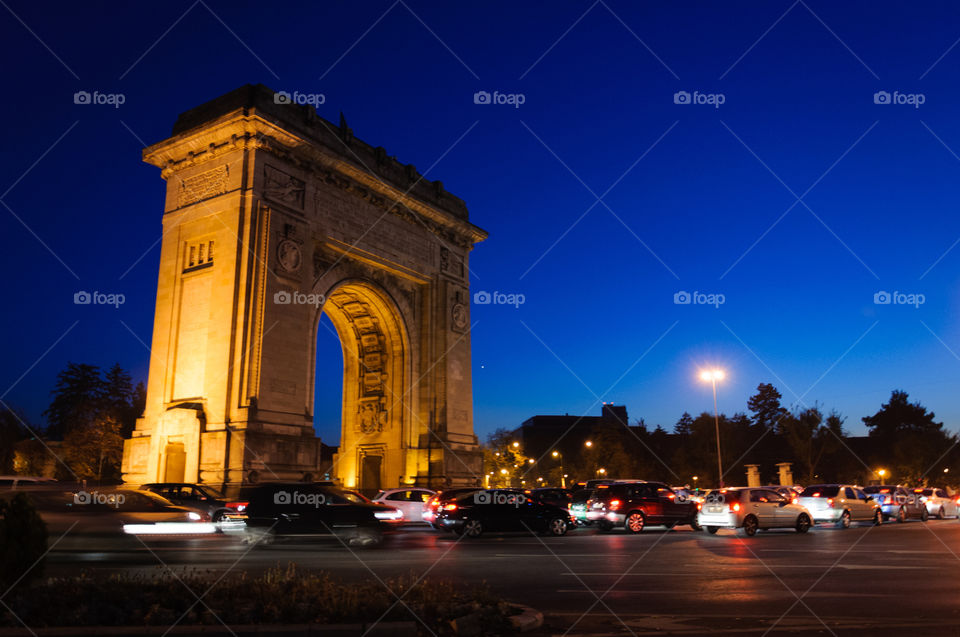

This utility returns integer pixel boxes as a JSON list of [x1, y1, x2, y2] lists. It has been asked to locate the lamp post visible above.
[[552, 450, 565, 488], [700, 369, 725, 487]]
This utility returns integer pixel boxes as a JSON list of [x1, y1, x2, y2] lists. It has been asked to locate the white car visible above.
[[373, 488, 436, 523], [697, 487, 813, 536], [797, 484, 881, 528], [915, 487, 960, 519]]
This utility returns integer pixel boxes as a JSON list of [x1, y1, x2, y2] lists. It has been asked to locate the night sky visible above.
[[3, 1, 960, 445]]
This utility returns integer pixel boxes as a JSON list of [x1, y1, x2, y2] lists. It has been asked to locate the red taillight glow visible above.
[[827, 498, 834, 507], [608, 499, 621, 511], [428, 498, 440, 509], [791, 497, 798, 505], [226, 501, 248, 513], [731, 503, 741, 512], [442, 503, 458, 511]]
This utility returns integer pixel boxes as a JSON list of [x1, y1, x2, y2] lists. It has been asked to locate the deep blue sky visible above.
[[3, 1, 960, 445]]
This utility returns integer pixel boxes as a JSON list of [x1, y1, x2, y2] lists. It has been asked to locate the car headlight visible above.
[[187, 512, 202, 521], [374, 509, 403, 520]]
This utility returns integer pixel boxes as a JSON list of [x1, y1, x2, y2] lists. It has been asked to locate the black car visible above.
[[232, 483, 388, 547], [141, 482, 234, 521], [586, 481, 700, 532], [434, 488, 572, 538]]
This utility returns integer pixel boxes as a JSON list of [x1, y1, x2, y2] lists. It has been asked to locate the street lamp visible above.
[[596, 467, 607, 478], [878, 468, 887, 480], [700, 368, 725, 487], [512, 441, 520, 448], [584, 440, 593, 448], [552, 450, 565, 488]]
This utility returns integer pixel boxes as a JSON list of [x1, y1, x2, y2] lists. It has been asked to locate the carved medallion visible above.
[[451, 302, 468, 332], [277, 239, 302, 273]]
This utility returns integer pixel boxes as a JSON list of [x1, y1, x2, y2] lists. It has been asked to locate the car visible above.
[[697, 487, 813, 536], [423, 488, 482, 527], [229, 483, 390, 547], [586, 481, 700, 533], [529, 487, 573, 508], [914, 487, 960, 519], [863, 485, 928, 522], [798, 484, 882, 528], [569, 488, 596, 526], [55, 488, 215, 535], [433, 488, 572, 538], [141, 482, 235, 522], [372, 488, 435, 523], [0, 475, 56, 489]]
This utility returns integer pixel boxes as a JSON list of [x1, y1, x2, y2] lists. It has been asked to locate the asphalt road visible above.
[[42, 517, 960, 635]]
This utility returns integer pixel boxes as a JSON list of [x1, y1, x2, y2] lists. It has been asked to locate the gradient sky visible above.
[[3, 1, 960, 446]]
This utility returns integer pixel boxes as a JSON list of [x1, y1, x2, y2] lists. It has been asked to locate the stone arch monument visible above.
[[121, 84, 486, 493]]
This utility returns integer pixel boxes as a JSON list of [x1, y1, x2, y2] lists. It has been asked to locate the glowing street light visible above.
[[584, 440, 593, 448], [700, 368, 726, 487], [552, 450, 565, 488], [878, 469, 887, 479], [512, 441, 520, 448]]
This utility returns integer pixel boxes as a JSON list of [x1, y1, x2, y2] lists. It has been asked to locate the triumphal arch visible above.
[[121, 84, 486, 492]]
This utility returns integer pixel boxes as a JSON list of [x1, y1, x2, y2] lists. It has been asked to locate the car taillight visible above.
[[428, 498, 439, 509], [226, 501, 248, 513], [608, 499, 621, 510], [442, 503, 458, 511], [791, 497, 798, 505], [730, 503, 740, 512], [697, 503, 702, 510], [827, 498, 834, 507]]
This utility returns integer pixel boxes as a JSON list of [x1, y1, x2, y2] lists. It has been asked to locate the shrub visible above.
[[0, 492, 49, 591]]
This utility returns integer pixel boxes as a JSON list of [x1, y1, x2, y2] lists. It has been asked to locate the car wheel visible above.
[[212, 510, 226, 523], [706, 526, 719, 534], [937, 507, 945, 520], [838, 510, 851, 529], [920, 507, 929, 522], [873, 510, 883, 526], [245, 528, 275, 547], [796, 513, 811, 534], [545, 517, 568, 537], [463, 519, 483, 538], [689, 517, 702, 531], [741, 515, 758, 537], [625, 511, 646, 534], [897, 507, 906, 523], [348, 526, 383, 548]]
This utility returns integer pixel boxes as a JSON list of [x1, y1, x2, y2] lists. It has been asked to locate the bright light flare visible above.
[[699, 369, 725, 382]]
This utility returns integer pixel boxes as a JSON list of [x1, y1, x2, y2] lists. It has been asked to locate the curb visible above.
[[0, 623, 418, 637], [509, 604, 544, 633]]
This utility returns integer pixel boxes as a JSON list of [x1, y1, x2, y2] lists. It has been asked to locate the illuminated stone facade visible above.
[[121, 85, 486, 492]]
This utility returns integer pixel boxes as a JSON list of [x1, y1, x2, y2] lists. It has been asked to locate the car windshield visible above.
[[800, 485, 840, 497], [571, 489, 593, 504]]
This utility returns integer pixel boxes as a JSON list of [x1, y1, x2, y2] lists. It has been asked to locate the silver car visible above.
[[697, 487, 813, 536], [915, 487, 959, 519], [797, 484, 881, 528]]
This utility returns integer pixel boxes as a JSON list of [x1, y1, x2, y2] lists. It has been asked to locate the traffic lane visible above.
[[43, 520, 960, 629]]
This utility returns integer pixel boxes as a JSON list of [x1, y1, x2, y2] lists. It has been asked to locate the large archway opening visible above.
[[313, 312, 343, 445], [310, 281, 411, 495]]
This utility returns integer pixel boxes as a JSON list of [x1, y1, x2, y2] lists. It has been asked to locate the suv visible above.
[[586, 481, 700, 533], [231, 483, 389, 547], [864, 485, 928, 522], [798, 484, 881, 528], [141, 482, 233, 521], [914, 487, 959, 519]]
